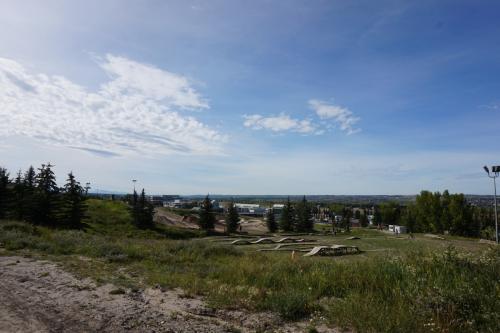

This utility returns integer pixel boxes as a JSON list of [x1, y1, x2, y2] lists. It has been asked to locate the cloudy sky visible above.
[[1, 0, 499, 195]]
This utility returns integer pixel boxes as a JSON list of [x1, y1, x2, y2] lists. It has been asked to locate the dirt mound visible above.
[[154, 209, 198, 229], [154, 209, 226, 232]]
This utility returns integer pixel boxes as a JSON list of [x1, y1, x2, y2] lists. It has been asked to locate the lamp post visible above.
[[483, 166, 499, 244], [132, 179, 137, 193], [85, 182, 91, 196]]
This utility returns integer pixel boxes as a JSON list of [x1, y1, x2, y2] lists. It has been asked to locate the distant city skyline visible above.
[[1, 1, 499, 194]]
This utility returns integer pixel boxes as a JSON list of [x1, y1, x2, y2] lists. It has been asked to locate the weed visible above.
[[1, 217, 498, 333]]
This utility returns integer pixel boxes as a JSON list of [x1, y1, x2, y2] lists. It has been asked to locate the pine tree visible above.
[[34, 163, 60, 226], [61, 172, 87, 229], [295, 195, 313, 232], [225, 200, 240, 233], [10, 170, 26, 220], [198, 195, 215, 230], [279, 197, 294, 232], [0, 167, 10, 219], [138, 189, 154, 229], [130, 189, 140, 226], [266, 208, 278, 233], [23, 166, 36, 223]]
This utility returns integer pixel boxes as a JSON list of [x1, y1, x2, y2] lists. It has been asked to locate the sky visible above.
[[0, 0, 499, 195]]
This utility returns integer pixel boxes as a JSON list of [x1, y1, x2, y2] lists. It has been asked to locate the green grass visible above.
[[85, 199, 204, 239], [0, 201, 499, 332]]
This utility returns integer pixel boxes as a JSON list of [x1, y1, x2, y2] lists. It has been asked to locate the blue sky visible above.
[[0, 0, 499, 194]]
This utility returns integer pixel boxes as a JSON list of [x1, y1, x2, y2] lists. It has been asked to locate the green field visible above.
[[1, 199, 499, 333]]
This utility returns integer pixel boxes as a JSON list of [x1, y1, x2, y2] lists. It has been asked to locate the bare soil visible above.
[[0, 256, 336, 333], [154, 209, 269, 234]]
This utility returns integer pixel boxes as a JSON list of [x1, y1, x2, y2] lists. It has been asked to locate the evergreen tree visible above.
[[295, 195, 313, 232], [225, 200, 240, 233], [60, 172, 87, 229], [33, 163, 60, 226], [266, 208, 278, 233], [23, 166, 36, 223], [279, 197, 294, 232], [130, 189, 140, 226], [10, 170, 25, 220], [198, 195, 215, 230], [0, 167, 10, 219], [138, 189, 154, 229], [128, 189, 153, 228]]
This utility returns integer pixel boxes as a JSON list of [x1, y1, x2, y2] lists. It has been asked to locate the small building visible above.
[[234, 203, 265, 216], [388, 225, 407, 234]]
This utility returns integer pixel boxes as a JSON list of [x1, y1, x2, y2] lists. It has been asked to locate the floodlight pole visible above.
[[132, 179, 137, 193], [484, 166, 499, 244], [493, 175, 498, 244]]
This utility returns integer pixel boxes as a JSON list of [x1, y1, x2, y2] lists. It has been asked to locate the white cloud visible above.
[[243, 113, 317, 134], [0, 55, 225, 156], [308, 99, 360, 134], [243, 100, 360, 136]]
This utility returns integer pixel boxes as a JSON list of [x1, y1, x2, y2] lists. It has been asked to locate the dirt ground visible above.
[[0, 256, 336, 333], [154, 208, 269, 235]]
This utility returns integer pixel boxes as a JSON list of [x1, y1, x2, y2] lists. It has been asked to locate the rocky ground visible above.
[[0, 256, 336, 333]]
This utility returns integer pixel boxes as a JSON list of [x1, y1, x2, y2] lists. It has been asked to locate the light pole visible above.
[[85, 182, 91, 196], [132, 179, 137, 193], [483, 166, 499, 244]]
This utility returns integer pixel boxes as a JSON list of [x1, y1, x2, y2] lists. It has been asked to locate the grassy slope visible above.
[[0, 199, 499, 333]]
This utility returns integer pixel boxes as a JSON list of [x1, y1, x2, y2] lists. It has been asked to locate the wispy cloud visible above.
[[0, 55, 225, 156], [308, 99, 360, 135], [478, 103, 500, 111], [243, 113, 317, 134], [243, 100, 360, 136]]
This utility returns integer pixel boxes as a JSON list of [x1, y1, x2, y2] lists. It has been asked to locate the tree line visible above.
[[197, 195, 315, 233], [0, 164, 87, 228], [196, 195, 242, 233], [278, 196, 314, 232], [378, 190, 496, 238], [0, 164, 154, 230]]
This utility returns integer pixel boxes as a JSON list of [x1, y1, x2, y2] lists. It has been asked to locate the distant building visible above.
[[148, 195, 180, 207], [268, 204, 285, 219], [388, 225, 407, 234], [164, 197, 196, 209], [234, 203, 266, 216]]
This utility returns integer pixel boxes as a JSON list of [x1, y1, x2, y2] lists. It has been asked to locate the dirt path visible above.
[[0, 256, 335, 333]]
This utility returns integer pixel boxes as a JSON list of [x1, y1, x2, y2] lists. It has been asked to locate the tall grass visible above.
[[0, 219, 498, 332]]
